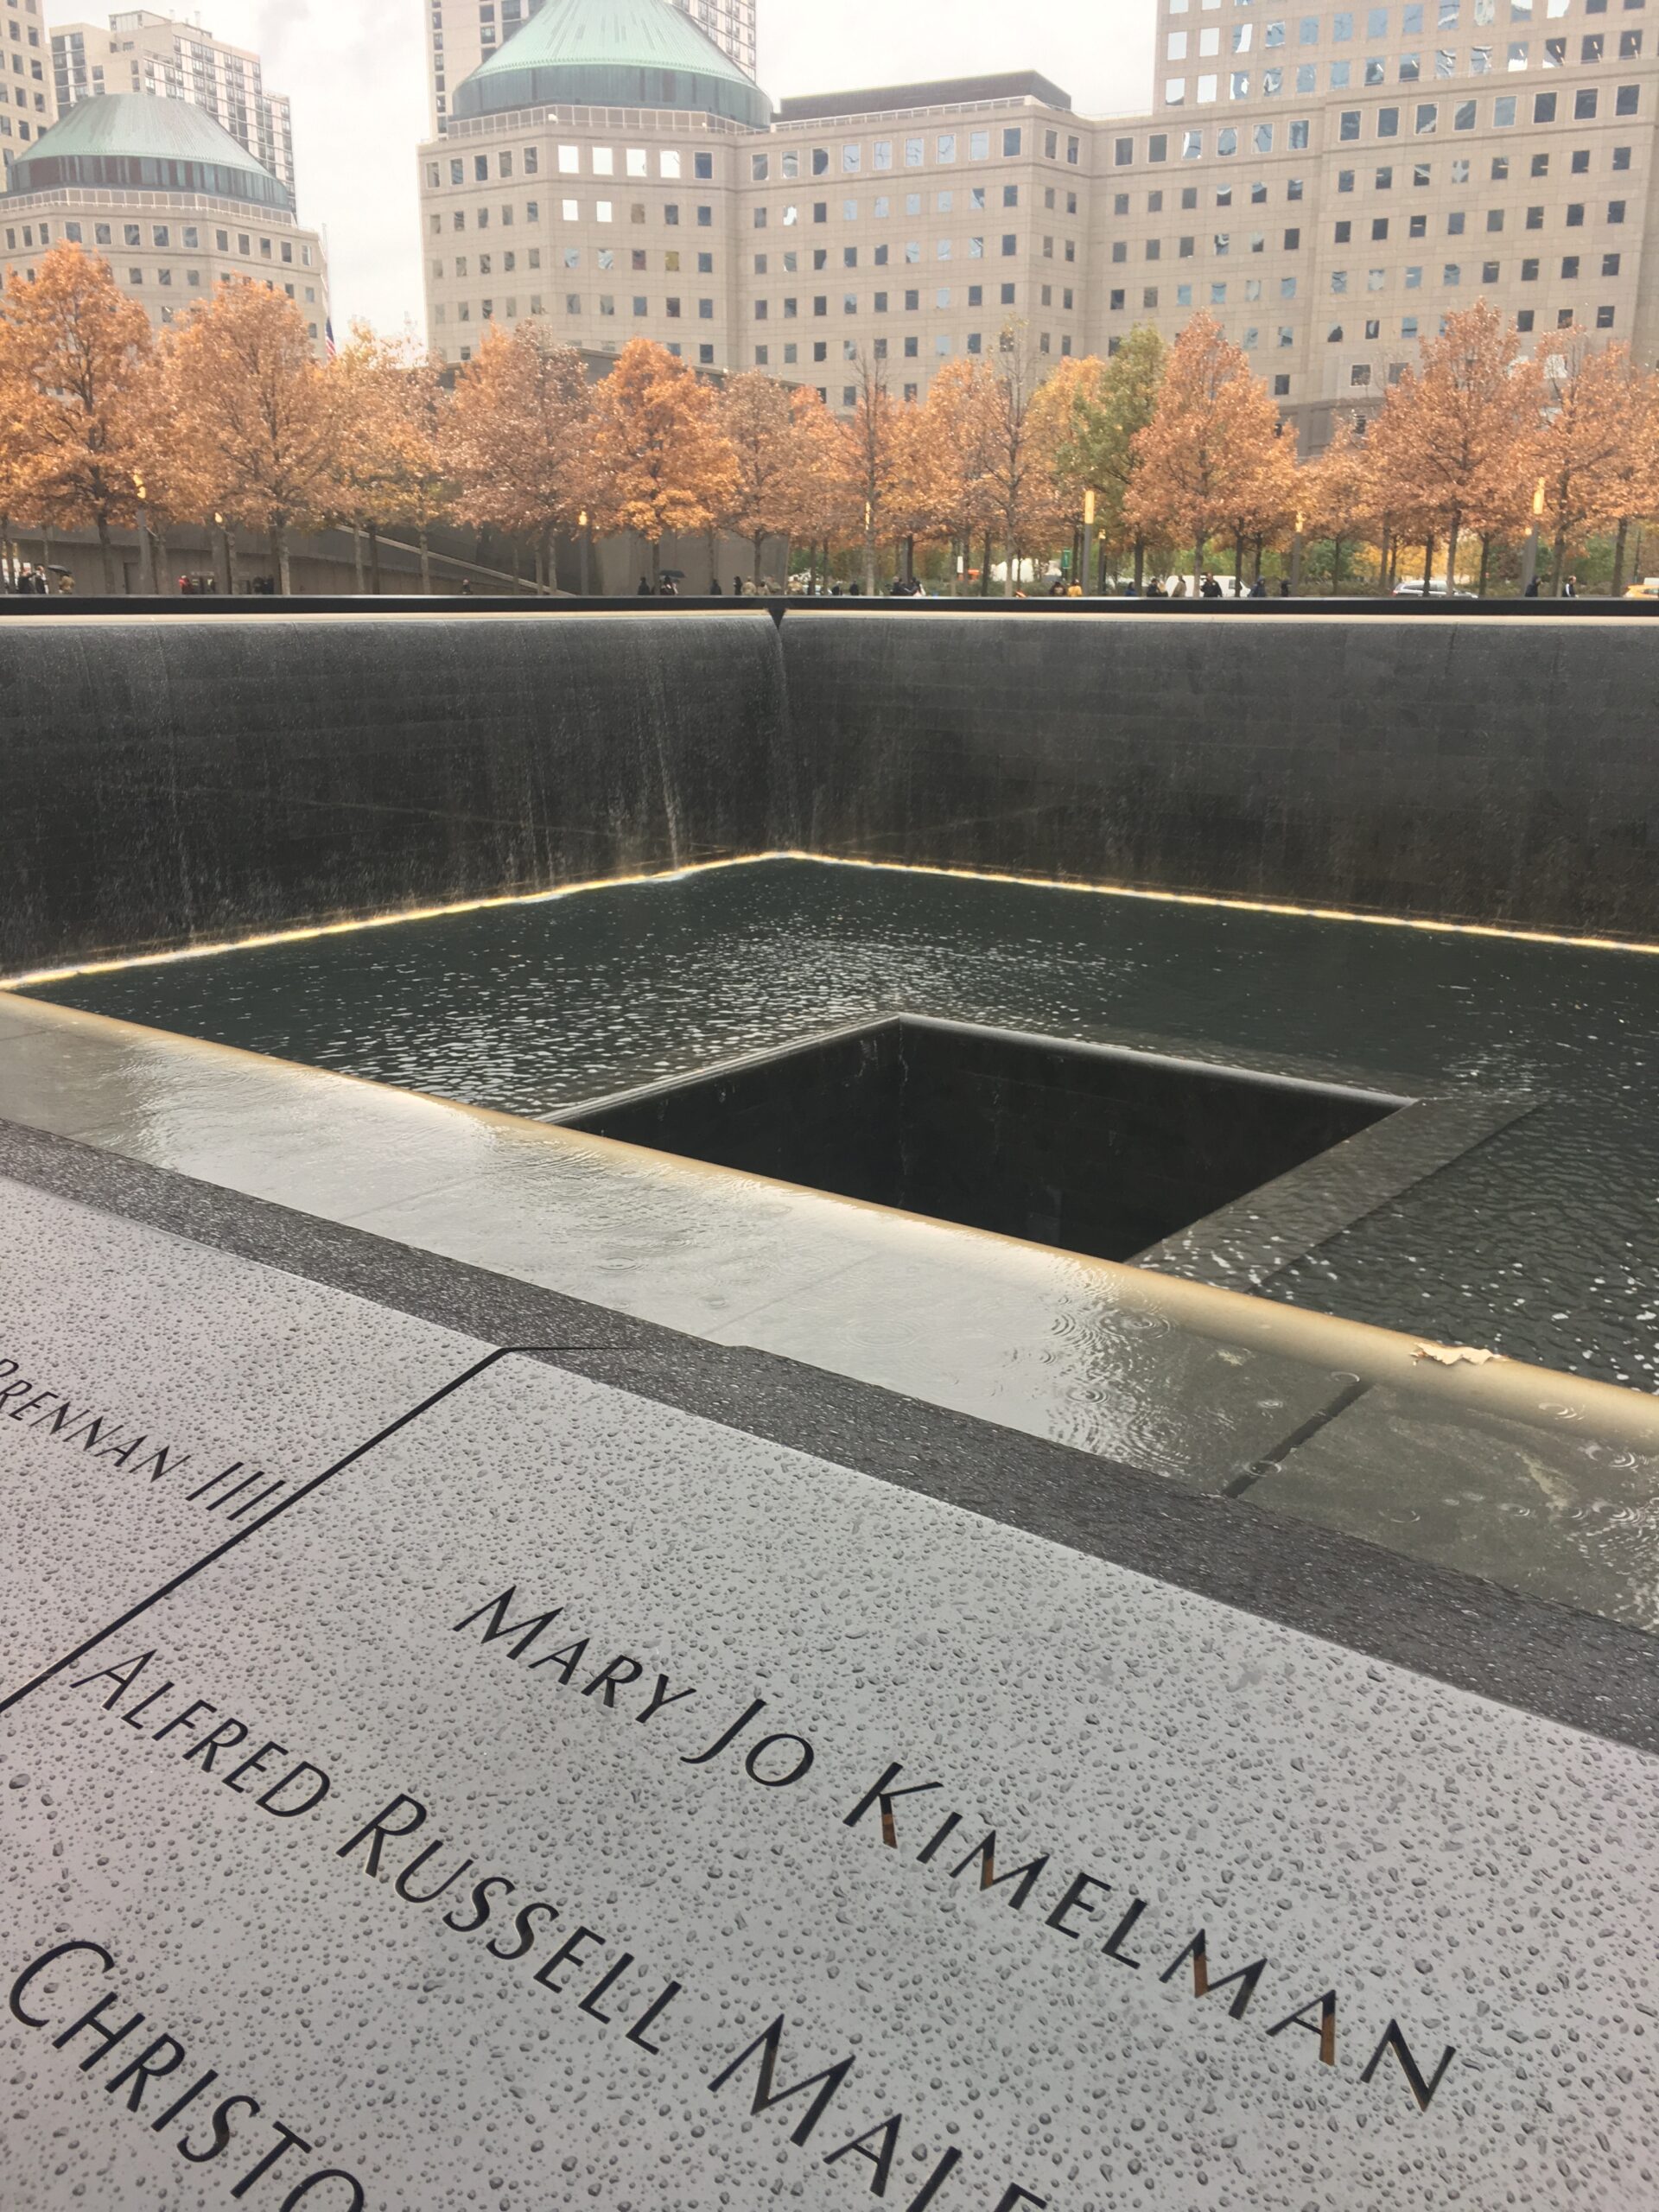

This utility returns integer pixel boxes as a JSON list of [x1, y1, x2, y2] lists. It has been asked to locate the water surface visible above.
[[30, 858, 1659, 1389]]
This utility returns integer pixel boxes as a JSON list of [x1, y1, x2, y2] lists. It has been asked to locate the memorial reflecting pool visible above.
[[27, 856, 1659, 1389]]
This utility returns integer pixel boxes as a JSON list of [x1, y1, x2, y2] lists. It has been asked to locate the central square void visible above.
[[559, 1014, 1405, 1263]]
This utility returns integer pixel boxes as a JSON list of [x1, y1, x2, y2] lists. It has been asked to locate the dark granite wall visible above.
[[782, 612, 1659, 935], [0, 613, 791, 972], [3, 607, 1655, 975]]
